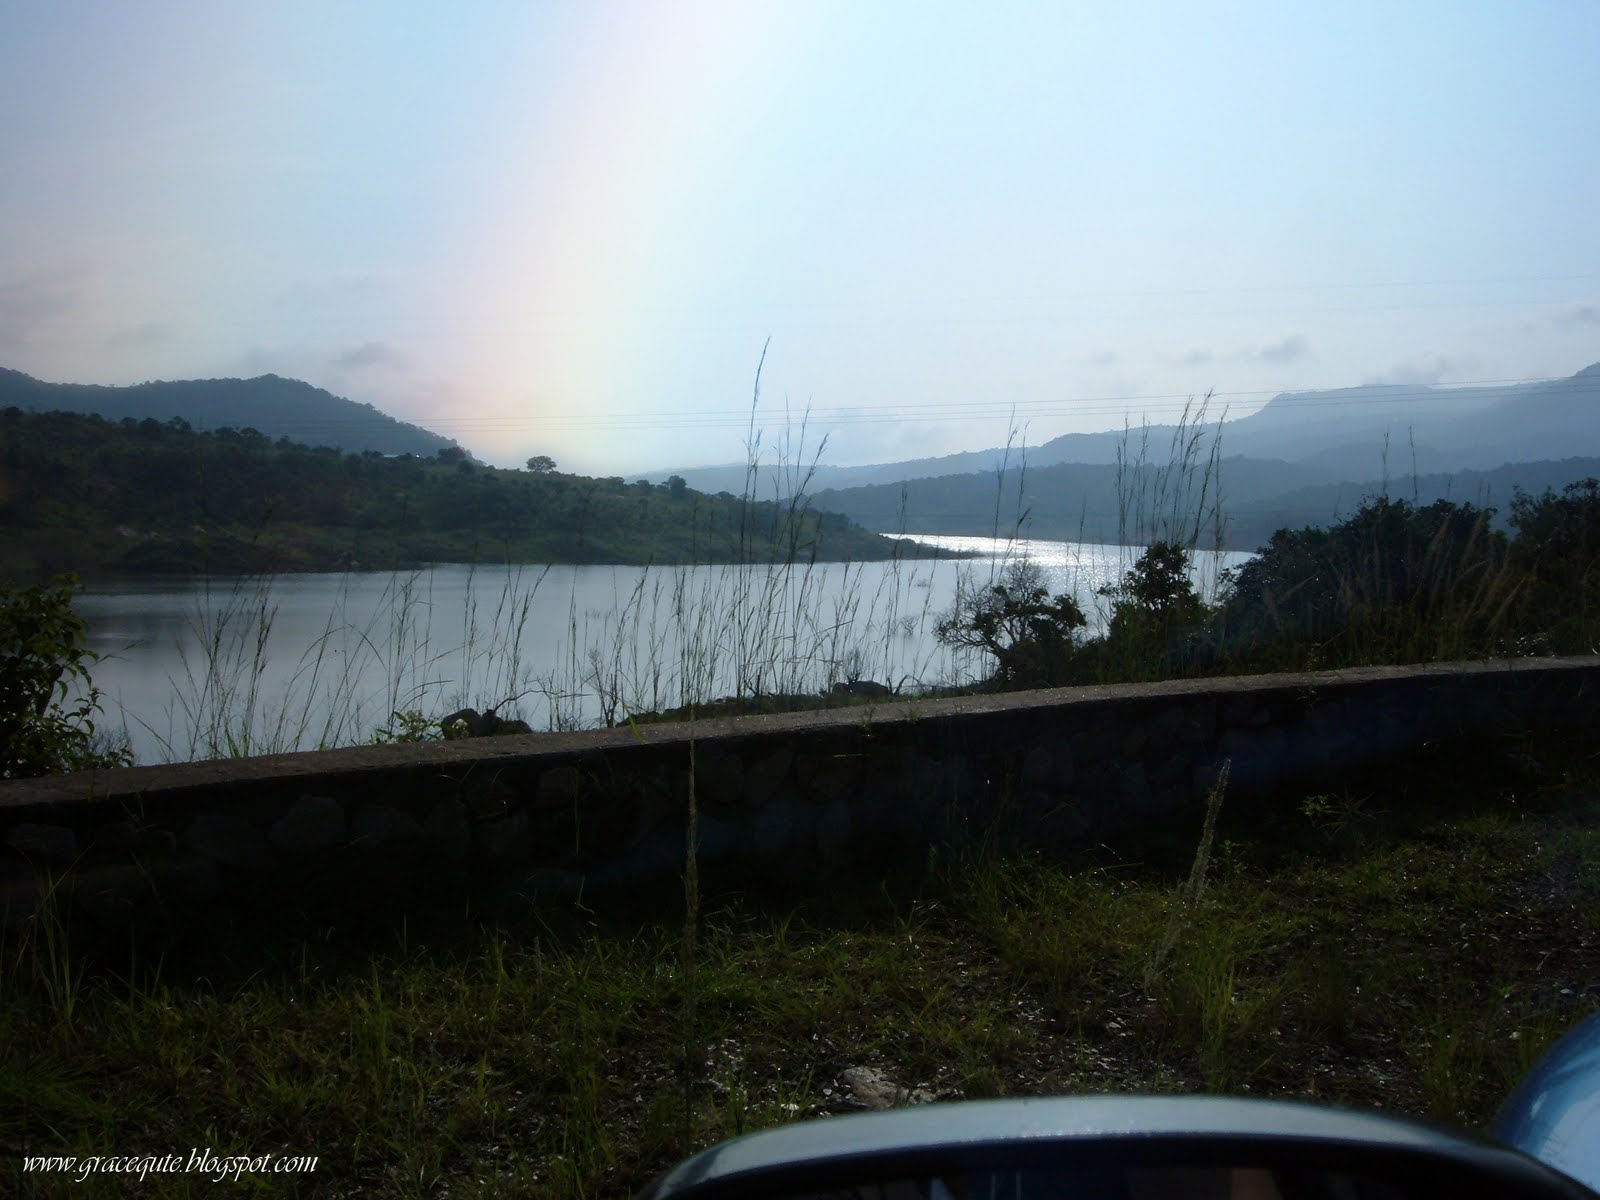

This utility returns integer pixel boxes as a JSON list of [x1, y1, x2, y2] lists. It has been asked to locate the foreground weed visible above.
[[7, 788, 1600, 1196], [1144, 759, 1229, 996]]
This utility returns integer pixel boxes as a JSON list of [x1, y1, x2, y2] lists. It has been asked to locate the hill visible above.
[[651, 364, 1600, 498], [0, 409, 937, 580], [0, 367, 459, 457], [813, 452, 1600, 553]]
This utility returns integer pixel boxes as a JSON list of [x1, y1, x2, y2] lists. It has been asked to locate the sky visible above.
[[2, 1, 1598, 477]]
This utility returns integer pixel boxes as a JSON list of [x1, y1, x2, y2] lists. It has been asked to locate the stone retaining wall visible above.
[[3, 657, 1598, 938]]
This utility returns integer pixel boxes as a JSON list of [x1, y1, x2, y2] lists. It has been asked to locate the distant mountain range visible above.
[[648, 364, 1600, 550], [650, 364, 1600, 494], [0, 368, 458, 458]]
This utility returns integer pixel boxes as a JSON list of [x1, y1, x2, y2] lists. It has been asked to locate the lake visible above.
[[74, 536, 1251, 764]]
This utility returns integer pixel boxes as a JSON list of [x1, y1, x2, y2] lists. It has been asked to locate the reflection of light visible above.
[[1532, 1073, 1600, 1185]]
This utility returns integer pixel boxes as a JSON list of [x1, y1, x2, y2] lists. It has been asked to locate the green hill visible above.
[[0, 367, 458, 457], [0, 409, 937, 580]]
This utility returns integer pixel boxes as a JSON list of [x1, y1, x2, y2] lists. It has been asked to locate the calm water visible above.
[[75, 536, 1250, 764]]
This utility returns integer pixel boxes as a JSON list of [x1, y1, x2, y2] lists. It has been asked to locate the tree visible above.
[[1098, 541, 1209, 671], [666, 475, 688, 499], [526, 455, 557, 474], [2, 575, 131, 778], [1218, 497, 1504, 666], [936, 559, 1086, 688], [1508, 478, 1600, 652]]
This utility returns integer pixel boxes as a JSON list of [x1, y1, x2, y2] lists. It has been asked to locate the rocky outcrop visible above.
[[439, 707, 534, 738]]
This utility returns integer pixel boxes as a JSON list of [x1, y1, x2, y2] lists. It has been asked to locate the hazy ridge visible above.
[[0, 367, 460, 458]]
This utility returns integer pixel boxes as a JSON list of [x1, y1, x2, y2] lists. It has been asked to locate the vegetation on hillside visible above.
[[0, 407, 931, 579]]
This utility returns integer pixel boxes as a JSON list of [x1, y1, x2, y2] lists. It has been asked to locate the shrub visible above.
[[1, 574, 131, 778]]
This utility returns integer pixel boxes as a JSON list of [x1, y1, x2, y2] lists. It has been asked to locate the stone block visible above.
[[1069, 718, 1116, 766], [742, 746, 793, 807], [351, 804, 425, 852], [1020, 790, 1094, 845], [744, 795, 796, 858], [423, 801, 471, 862], [504, 867, 587, 905], [695, 747, 745, 809], [1051, 746, 1077, 791], [1152, 782, 1188, 816], [535, 765, 583, 809], [0, 859, 42, 926], [1119, 762, 1154, 815], [1178, 699, 1217, 744], [1306, 700, 1344, 740], [486, 811, 534, 860], [1077, 761, 1117, 802], [1223, 695, 1272, 727], [1191, 760, 1228, 799], [71, 864, 153, 926], [153, 854, 219, 903], [795, 750, 863, 803], [7, 823, 78, 863], [1148, 751, 1192, 788], [1021, 746, 1053, 788], [598, 825, 687, 885], [816, 799, 853, 864], [85, 821, 177, 865], [268, 795, 346, 854], [695, 814, 740, 863], [185, 811, 265, 869], [1146, 706, 1184, 750]]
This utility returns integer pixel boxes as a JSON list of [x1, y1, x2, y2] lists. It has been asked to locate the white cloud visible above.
[[1251, 335, 1312, 365]]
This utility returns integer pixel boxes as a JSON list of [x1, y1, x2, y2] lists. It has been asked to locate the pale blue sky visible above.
[[2, 1, 1597, 474]]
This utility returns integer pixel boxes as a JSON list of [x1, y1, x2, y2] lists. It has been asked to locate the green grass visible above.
[[6, 759, 1600, 1197]]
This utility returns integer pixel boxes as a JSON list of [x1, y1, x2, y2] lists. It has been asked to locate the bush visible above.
[[1, 574, 131, 778]]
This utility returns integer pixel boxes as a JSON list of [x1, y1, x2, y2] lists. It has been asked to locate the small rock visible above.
[[833, 1066, 935, 1111], [831, 679, 892, 699]]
